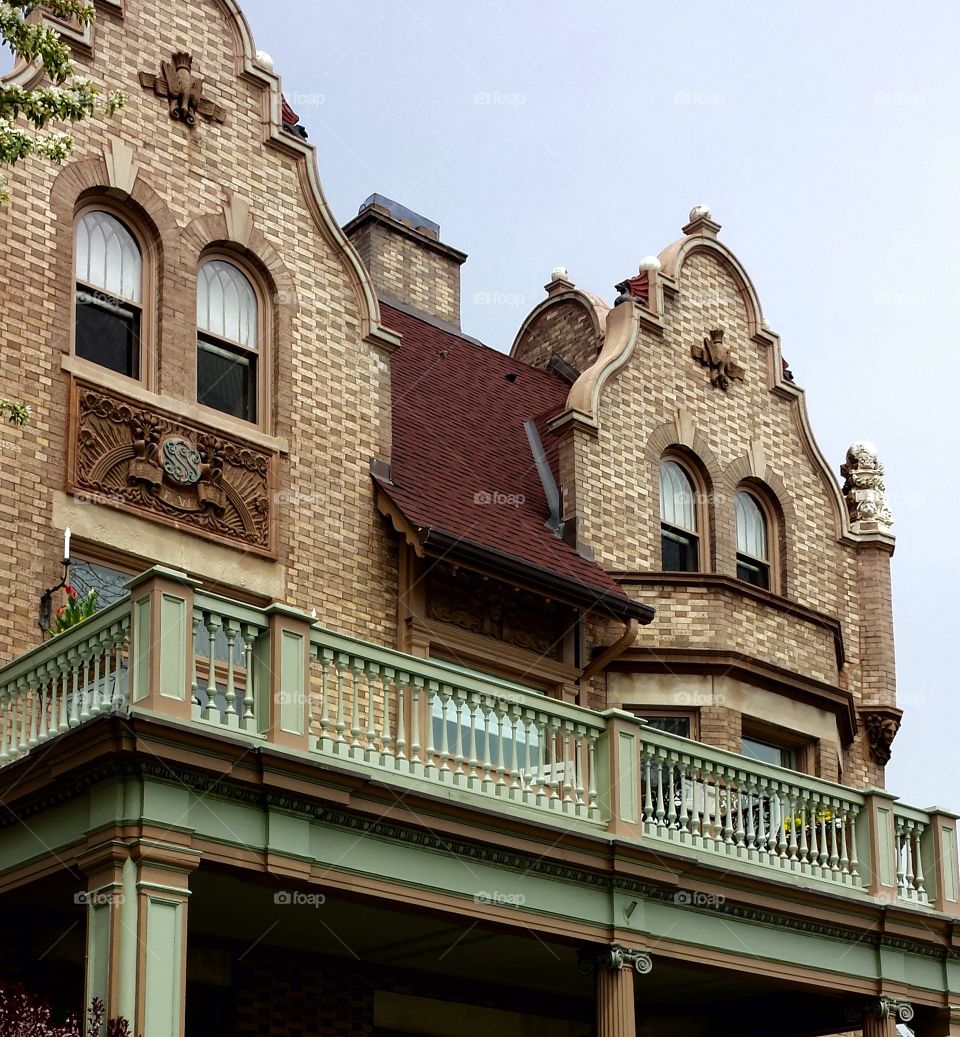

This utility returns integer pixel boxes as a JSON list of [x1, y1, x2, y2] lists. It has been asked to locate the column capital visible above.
[[579, 944, 653, 975], [845, 998, 916, 1025]]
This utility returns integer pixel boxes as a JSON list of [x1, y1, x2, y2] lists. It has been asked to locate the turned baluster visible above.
[[365, 663, 379, 763], [394, 672, 409, 769], [380, 667, 395, 767], [222, 620, 239, 727], [203, 612, 221, 723], [240, 624, 257, 732]]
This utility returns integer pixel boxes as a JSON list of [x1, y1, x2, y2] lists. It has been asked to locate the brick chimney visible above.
[[344, 194, 466, 327]]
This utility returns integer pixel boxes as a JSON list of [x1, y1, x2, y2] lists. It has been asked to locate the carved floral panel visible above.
[[69, 382, 275, 556]]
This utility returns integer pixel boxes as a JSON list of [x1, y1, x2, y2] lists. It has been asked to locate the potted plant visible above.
[[53, 586, 99, 635]]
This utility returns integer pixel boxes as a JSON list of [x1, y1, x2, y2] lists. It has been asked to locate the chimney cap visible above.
[[358, 194, 440, 238]]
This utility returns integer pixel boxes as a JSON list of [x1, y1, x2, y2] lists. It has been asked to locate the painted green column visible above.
[[82, 839, 200, 1037]]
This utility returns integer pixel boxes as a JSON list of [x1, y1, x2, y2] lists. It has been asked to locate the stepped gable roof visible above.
[[374, 301, 653, 623]]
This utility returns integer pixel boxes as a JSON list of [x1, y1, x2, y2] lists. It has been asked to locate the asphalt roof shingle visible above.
[[376, 302, 639, 611]]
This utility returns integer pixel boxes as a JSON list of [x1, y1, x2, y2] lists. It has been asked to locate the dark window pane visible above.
[[662, 526, 698, 572], [642, 716, 691, 738], [198, 337, 256, 422], [737, 555, 770, 589], [75, 290, 140, 377], [69, 560, 130, 609], [742, 736, 796, 770]]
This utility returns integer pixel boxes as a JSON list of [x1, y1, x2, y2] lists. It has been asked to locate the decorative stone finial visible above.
[[255, 50, 274, 71], [689, 204, 711, 223], [638, 256, 662, 273], [841, 441, 893, 530], [545, 266, 574, 295]]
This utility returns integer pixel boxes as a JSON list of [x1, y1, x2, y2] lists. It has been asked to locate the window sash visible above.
[[661, 524, 699, 572], [75, 287, 141, 379], [197, 335, 257, 423], [197, 260, 258, 350], [660, 460, 697, 532], [75, 210, 142, 305], [735, 491, 768, 560]]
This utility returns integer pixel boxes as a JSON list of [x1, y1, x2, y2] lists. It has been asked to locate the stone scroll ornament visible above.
[[139, 51, 226, 127], [840, 440, 893, 530], [691, 328, 744, 391], [577, 945, 653, 975], [72, 386, 272, 554]]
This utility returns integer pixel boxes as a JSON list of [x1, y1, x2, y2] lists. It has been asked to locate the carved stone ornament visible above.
[[841, 440, 893, 531], [859, 707, 902, 766], [614, 271, 649, 307], [844, 999, 914, 1025], [690, 328, 744, 390], [578, 945, 653, 975], [425, 561, 570, 659], [70, 384, 274, 555], [139, 51, 226, 127]]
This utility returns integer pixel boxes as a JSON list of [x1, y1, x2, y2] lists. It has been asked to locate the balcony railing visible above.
[[0, 566, 956, 916]]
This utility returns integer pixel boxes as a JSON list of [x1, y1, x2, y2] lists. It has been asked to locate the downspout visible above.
[[578, 617, 639, 686]]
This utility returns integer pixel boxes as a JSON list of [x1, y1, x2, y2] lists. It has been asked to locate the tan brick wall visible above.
[[346, 213, 463, 325], [513, 295, 603, 373], [0, 0, 398, 657], [542, 242, 887, 788]]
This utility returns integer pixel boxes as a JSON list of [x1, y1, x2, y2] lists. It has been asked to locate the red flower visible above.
[[56, 607, 65, 617], [64, 585, 77, 597]]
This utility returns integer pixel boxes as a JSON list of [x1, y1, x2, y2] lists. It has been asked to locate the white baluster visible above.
[[240, 624, 257, 732], [203, 612, 221, 724]]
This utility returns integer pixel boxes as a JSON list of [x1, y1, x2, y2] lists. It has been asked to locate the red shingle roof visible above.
[[375, 302, 649, 620]]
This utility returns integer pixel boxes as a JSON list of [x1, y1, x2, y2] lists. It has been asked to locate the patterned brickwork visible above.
[[540, 241, 891, 788], [346, 214, 463, 326], [513, 295, 604, 373], [0, 0, 398, 657]]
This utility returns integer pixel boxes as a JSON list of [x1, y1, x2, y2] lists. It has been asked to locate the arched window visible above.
[[74, 209, 143, 378], [660, 460, 699, 571], [735, 490, 770, 589], [197, 258, 259, 422]]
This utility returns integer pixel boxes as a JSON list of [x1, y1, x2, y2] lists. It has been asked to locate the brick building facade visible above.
[[0, 3, 954, 1037]]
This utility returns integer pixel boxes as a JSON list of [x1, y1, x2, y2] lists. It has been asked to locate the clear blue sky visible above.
[[252, 2, 957, 808], [236, 0, 957, 808]]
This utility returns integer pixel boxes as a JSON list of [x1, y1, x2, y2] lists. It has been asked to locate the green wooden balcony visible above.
[[0, 566, 956, 916]]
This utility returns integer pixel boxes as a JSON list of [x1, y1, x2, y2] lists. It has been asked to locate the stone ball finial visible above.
[[255, 50, 275, 71], [689, 204, 712, 223], [551, 266, 570, 282], [639, 256, 662, 273], [847, 439, 878, 462]]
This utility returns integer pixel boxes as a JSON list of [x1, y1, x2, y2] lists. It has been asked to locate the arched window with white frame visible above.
[[660, 459, 700, 571], [74, 209, 143, 378], [735, 490, 770, 589], [196, 258, 260, 422]]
